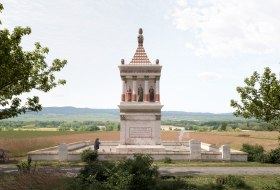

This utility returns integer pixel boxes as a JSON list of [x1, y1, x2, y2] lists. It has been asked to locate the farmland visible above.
[[0, 130, 278, 157]]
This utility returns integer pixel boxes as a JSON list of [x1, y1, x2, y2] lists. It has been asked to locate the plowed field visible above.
[[0, 131, 278, 156]]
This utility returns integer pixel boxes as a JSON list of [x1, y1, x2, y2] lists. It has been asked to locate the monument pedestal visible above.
[[118, 102, 163, 146]]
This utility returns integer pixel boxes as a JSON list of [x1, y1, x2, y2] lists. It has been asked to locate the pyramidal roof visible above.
[[129, 28, 151, 65]]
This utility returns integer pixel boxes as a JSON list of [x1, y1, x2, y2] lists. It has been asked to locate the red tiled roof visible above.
[[129, 28, 151, 64]]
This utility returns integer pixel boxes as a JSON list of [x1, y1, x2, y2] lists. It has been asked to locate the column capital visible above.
[[121, 76, 126, 81], [144, 76, 149, 80], [155, 76, 160, 80], [132, 76, 137, 80]]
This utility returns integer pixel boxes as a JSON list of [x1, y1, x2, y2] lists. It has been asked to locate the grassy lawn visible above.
[[154, 161, 280, 167], [2, 160, 279, 168], [180, 175, 280, 190], [0, 173, 279, 190]]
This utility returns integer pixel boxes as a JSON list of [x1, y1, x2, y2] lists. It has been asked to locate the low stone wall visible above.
[[100, 141, 120, 146], [28, 140, 248, 162], [28, 151, 59, 161], [201, 143, 219, 152], [68, 141, 90, 151], [231, 152, 248, 162], [28, 141, 90, 161], [201, 152, 222, 161], [161, 141, 189, 146], [68, 151, 191, 161]]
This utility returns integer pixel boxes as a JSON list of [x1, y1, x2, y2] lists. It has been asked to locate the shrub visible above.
[[264, 147, 280, 164], [216, 175, 245, 188], [216, 176, 226, 185], [117, 154, 159, 190], [16, 156, 37, 174], [163, 157, 172, 164], [235, 127, 242, 132], [198, 127, 209, 132], [241, 143, 265, 162], [81, 149, 98, 163], [155, 178, 197, 190], [69, 154, 159, 190], [263, 180, 280, 190], [225, 175, 245, 188]]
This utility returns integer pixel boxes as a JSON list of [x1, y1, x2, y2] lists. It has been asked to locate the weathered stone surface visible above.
[[58, 143, 68, 161], [189, 139, 201, 160], [220, 145, 231, 161]]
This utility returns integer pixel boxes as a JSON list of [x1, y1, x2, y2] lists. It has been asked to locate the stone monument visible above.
[[116, 28, 165, 153]]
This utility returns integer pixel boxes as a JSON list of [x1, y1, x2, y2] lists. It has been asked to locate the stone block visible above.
[[189, 139, 201, 160], [220, 145, 231, 161], [58, 143, 68, 161]]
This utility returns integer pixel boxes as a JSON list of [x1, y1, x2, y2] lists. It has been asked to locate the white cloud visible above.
[[172, 0, 280, 57], [176, 0, 187, 7], [198, 72, 222, 81]]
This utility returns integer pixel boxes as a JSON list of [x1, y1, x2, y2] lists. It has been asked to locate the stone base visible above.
[[115, 144, 165, 153]]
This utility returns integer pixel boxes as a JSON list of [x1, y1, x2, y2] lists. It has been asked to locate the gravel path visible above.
[[1, 166, 279, 175]]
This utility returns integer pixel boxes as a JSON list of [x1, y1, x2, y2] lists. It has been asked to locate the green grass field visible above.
[[0, 173, 279, 190], [154, 161, 280, 167], [181, 175, 280, 190]]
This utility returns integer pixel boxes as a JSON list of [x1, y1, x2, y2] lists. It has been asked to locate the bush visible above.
[[264, 147, 280, 164], [216, 175, 245, 188], [235, 127, 242, 132], [241, 143, 265, 162], [155, 178, 197, 190], [81, 149, 98, 163], [163, 157, 172, 164], [16, 156, 37, 174], [117, 154, 159, 190], [225, 175, 245, 188], [69, 154, 159, 190], [263, 180, 280, 190]]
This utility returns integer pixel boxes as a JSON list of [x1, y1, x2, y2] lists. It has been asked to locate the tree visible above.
[[0, 4, 67, 120], [230, 67, 280, 127]]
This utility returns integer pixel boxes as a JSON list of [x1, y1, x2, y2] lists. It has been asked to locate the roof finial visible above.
[[138, 28, 144, 46]]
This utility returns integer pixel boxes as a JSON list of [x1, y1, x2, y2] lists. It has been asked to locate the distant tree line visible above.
[[161, 119, 277, 131], [0, 121, 120, 132]]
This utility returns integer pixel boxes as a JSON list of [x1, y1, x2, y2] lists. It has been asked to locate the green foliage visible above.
[[231, 67, 280, 127], [216, 175, 245, 188], [0, 3, 67, 120], [224, 175, 245, 188], [81, 149, 98, 163], [263, 180, 280, 190], [163, 157, 172, 164], [16, 156, 37, 174], [264, 147, 280, 164], [155, 178, 197, 190], [198, 126, 209, 132], [241, 143, 265, 162], [117, 154, 159, 190], [104, 122, 120, 131], [220, 123, 227, 131], [69, 154, 159, 190]]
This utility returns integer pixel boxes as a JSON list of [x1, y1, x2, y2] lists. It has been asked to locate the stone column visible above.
[[220, 145, 231, 161], [155, 77, 160, 102], [144, 76, 149, 102], [121, 77, 126, 102], [58, 143, 68, 161], [132, 76, 137, 102], [189, 139, 201, 160]]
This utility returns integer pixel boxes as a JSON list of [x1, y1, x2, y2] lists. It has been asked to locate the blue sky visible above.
[[1, 0, 280, 113]]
